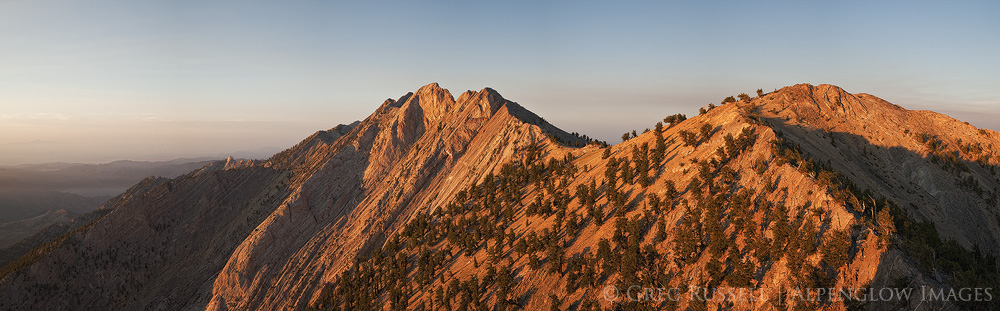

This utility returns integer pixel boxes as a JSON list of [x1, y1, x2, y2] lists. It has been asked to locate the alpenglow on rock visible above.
[[1, 83, 997, 311]]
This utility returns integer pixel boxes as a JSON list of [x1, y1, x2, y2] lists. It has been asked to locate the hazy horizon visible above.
[[3, 1, 998, 165]]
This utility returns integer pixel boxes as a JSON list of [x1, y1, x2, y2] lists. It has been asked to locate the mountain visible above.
[[0, 158, 221, 251], [0, 83, 997, 310]]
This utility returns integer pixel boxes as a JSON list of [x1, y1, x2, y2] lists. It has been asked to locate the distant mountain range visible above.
[[0, 158, 222, 195], [1, 83, 998, 310]]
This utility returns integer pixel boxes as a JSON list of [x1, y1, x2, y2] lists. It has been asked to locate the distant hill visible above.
[[0, 158, 219, 197], [0, 209, 72, 247], [0, 83, 997, 310]]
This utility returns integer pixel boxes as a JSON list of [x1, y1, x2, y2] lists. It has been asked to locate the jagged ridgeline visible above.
[[1, 83, 998, 311]]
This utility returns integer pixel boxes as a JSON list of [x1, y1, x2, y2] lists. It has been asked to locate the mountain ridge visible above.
[[1, 83, 997, 311]]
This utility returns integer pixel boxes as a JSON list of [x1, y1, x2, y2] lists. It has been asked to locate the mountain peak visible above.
[[418, 81, 442, 90], [414, 82, 450, 99], [754, 83, 906, 127], [379, 84, 512, 133], [480, 86, 501, 97], [452, 87, 505, 117], [771, 83, 849, 103]]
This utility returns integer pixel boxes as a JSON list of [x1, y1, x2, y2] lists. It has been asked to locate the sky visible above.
[[2, 0, 998, 165]]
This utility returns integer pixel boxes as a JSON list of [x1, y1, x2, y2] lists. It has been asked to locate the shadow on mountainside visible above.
[[764, 116, 1000, 310], [0, 163, 302, 311]]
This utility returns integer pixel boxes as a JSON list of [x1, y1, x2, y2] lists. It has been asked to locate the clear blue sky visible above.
[[2, 0, 998, 164]]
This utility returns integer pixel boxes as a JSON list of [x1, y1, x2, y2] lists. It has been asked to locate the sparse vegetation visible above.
[[699, 123, 714, 143], [721, 96, 736, 105], [821, 229, 851, 271], [679, 130, 699, 147], [663, 113, 687, 127], [13, 84, 999, 311], [311, 88, 1000, 310]]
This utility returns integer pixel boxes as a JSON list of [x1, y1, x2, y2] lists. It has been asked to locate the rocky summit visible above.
[[1, 83, 998, 310]]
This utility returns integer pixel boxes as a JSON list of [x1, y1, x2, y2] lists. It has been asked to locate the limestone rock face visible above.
[[1, 83, 997, 311]]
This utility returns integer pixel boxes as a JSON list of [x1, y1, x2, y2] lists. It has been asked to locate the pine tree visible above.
[[514, 239, 528, 258], [801, 218, 819, 255], [680, 130, 698, 147], [673, 209, 701, 264], [706, 257, 724, 285], [771, 203, 791, 259], [876, 207, 895, 246], [700, 123, 713, 143], [529, 254, 541, 269], [725, 256, 754, 287], [663, 113, 687, 127], [662, 180, 678, 209], [821, 229, 851, 270], [647, 193, 661, 213], [635, 143, 651, 187], [705, 198, 727, 257], [653, 122, 666, 164], [596, 239, 615, 274], [654, 218, 668, 243], [620, 159, 634, 185], [549, 294, 561, 311], [604, 157, 619, 204], [546, 242, 565, 274]]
